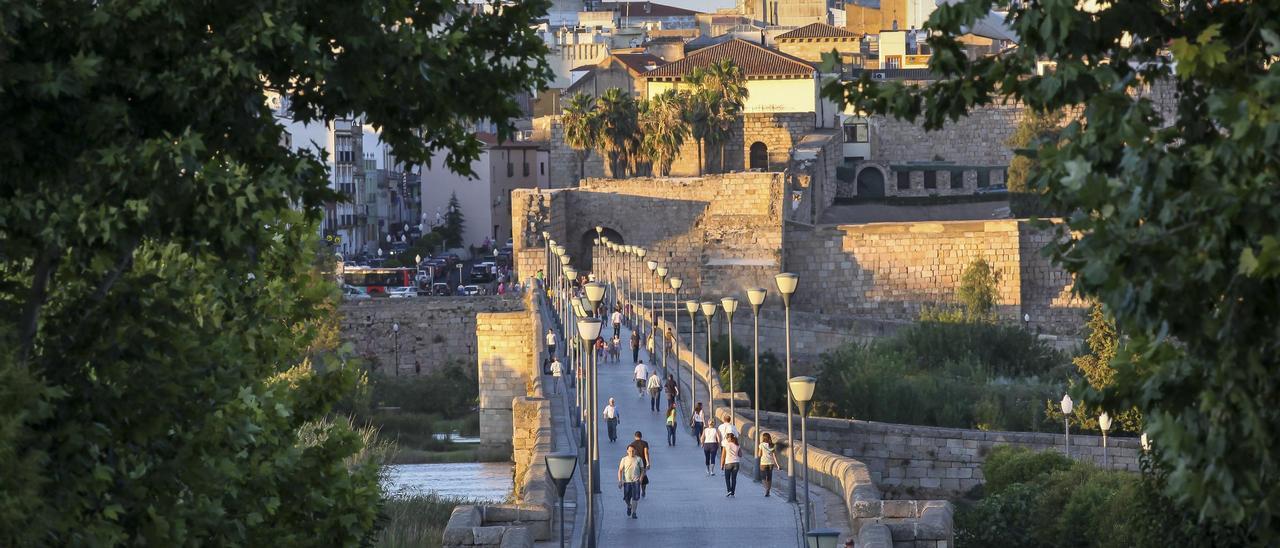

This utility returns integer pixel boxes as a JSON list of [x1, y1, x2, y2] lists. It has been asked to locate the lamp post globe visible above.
[[789, 375, 817, 531], [774, 272, 800, 503], [1099, 412, 1112, 468], [544, 453, 577, 548], [804, 528, 841, 548], [1061, 394, 1073, 457], [720, 297, 739, 417]]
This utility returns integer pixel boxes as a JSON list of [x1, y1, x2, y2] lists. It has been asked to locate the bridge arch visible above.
[[579, 227, 624, 272]]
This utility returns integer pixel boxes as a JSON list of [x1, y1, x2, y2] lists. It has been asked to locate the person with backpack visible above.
[[759, 432, 778, 497], [665, 407, 678, 446], [663, 374, 679, 410], [647, 370, 662, 412], [628, 431, 652, 498]]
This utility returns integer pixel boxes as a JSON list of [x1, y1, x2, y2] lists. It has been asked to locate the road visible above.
[[592, 321, 801, 547]]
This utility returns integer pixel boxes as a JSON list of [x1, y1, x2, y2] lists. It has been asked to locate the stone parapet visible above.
[[340, 296, 522, 376], [477, 294, 535, 454]]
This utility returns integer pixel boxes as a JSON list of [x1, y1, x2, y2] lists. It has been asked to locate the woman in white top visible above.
[[758, 432, 778, 497], [700, 417, 721, 476], [720, 433, 742, 497]]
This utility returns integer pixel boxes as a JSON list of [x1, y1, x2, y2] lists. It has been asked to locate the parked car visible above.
[[387, 286, 417, 298], [432, 282, 451, 296], [463, 285, 481, 296], [342, 285, 371, 300], [470, 263, 494, 283]]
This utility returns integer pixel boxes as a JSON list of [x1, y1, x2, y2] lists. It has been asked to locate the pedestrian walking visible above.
[[759, 432, 777, 497], [691, 402, 705, 442], [545, 329, 557, 364], [647, 371, 662, 412], [596, 336, 607, 363], [628, 334, 639, 364], [603, 398, 620, 443], [721, 433, 742, 497], [610, 334, 621, 363], [633, 361, 648, 398], [664, 328, 675, 358], [611, 309, 623, 337], [550, 357, 562, 395], [617, 446, 645, 519], [701, 417, 721, 476], [628, 431, 651, 498], [664, 374, 679, 409], [665, 407, 678, 447], [718, 415, 739, 442]]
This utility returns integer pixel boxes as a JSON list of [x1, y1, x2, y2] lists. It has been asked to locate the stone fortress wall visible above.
[[339, 296, 523, 376]]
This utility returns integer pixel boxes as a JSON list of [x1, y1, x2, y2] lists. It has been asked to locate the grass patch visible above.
[[377, 494, 484, 548]]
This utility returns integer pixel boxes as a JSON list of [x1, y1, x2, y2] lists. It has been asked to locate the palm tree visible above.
[[562, 92, 599, 184], [594, 88, 640, 178], [639, 89, 689, 176], [700, 60, 749, 173], [683, 69, 714, 176]]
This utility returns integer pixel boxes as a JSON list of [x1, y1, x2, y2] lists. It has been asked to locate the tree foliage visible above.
[[562, 92, 600, 183], [823, 0, 1280, 534], [0, 0, 549, 543], [594, 88, 640, 178], [639, 89, 689, 177], [441, 192, 466, 249], [957, 258, 1000, 320]]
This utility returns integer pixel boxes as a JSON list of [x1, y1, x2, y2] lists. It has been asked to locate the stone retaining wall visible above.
[[758, 412, 1142, 500], [340, 296, 523, 375], [477, 296, 536, 455]]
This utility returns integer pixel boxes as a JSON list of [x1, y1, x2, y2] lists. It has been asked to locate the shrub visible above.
[[882, 320, 1068, 379], [369, 361, 477, 417], [712, 336, 787, 412], [982, 446, 1073, 496], [954, 482, 1041, 547]]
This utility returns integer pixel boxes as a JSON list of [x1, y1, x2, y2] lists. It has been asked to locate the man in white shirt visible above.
[[718, 416, 739, 441], [633, 360, 648, 398], [611, 309, 623, 337], [603, 398, 620, 443], [544, 329, 557, 366], [646, 371, 662, 412], [549, 357, 562, 395]]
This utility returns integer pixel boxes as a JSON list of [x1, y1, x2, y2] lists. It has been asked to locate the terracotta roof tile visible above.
[[642, 39, 814, 79], [775, 22, 860, 40], [613, 52, 666, 74]]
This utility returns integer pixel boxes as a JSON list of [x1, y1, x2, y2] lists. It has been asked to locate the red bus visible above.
[[342, 267, 415, 296]]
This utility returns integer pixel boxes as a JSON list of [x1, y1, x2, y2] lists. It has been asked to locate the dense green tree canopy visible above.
[[824, 0, 1280, 537], [0, 0, 549, 544]]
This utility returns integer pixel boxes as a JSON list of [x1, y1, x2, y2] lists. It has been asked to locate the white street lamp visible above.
[[646, 259, 658, 340], [544, 453, 577, 548], [1140, 432, 1151, 452], [721, 297, 739, 419], [1060, 394, 1074, 458], [746, 287, 767, 482], [1099, 412, 1112, 468], [656, 265, 669, 376], [577, 317, 603, 510], [790, 375, 817, 532], [669, 276, 684, 409], [700, 301, 717, 420], [685, 299, 698, 418], [775, 272, 799, 503]]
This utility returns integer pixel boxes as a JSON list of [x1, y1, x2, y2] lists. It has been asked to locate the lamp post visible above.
[[1140, 432, 1151, 453], [775, 272, 799, 503], [1099, 412, 1112, 468], [392, 322, 400, 376], [721, 297, 738, 419], [656, 265, 669, 376], [542, 231, 551, 289], [545, 453, 577, 548], [576, 317, 602, 548], [804, 528, 841, 548], [746, 287, 767, 481], [636, 247, 648, 330], [646, 259, 658, 341], [595, 225, 603, 269], [1060, 394, 1073, 458], [790, 375, 817, 533], [670, 277, 683, 403], [700, 301, 717, 420], [559, 254, 572, 324], [584, 284, 607, 497], [685, 300, 698, 417]]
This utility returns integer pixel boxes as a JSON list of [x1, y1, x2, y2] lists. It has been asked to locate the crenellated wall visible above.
[[339, 296, 523, 376]]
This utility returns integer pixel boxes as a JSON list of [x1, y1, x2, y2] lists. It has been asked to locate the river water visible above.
[[383, 462, 512, 502]]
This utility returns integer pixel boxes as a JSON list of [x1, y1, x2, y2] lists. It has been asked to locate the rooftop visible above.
[[775, 22, 860, 40], [598, 1, 703, 17], [643, 38, 814, 79]]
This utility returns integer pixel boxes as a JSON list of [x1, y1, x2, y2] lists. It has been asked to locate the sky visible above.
[[659, 0, 737, 14]]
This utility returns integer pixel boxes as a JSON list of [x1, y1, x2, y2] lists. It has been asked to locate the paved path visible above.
[[593, 321, 801, 547]]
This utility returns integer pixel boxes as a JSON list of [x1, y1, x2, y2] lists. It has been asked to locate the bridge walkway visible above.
[[592, 321, 802, 547]]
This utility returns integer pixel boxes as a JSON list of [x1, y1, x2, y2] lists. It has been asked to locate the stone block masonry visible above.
[[340, 296, 523, 376], [476, 298, 536, 455], [758, 412, 1143, 500]]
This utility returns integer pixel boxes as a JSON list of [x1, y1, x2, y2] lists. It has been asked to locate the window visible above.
[[977, 169, 991, 188], [897, 170, 910, 190], [949, 170, 964, 189], [924, 171, 937, 189], [843, 122, 869, 143], [885, 55, 902, 69], [523, 162, 530, 177], [507, 162, 514, 177], [540, 162, 545, 175]]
